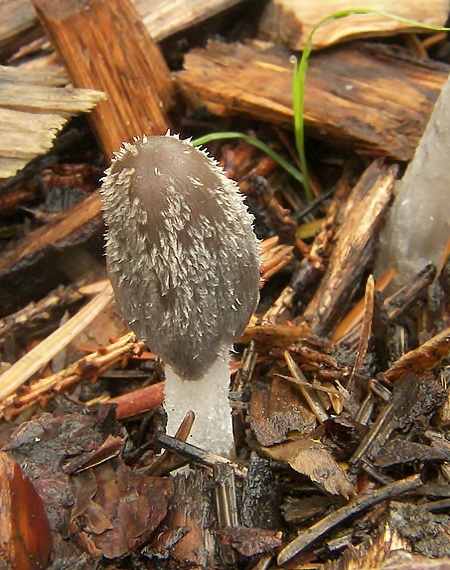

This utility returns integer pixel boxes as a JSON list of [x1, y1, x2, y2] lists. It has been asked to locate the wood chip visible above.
[[0, 66, 104, 180], [277, 474, 422, 565], [304, 160, 398, 337], [385, 327, 450, 382], [259, 0, 449, 50], [178, 40, 449, 161], [264, 437, 355, 498]]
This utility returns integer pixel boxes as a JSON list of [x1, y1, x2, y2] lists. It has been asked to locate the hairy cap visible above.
[[100, 133, 260, 380]]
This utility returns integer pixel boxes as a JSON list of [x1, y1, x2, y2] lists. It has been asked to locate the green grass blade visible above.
[[293, 8, 450, 201], [193, 131, 304, 185]]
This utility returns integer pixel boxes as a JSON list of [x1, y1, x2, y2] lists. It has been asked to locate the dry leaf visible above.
[[264, 437, 355, 499]]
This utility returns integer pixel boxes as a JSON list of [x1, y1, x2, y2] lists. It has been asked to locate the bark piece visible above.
[[178, 40, 449, 161], [0, 194, 104, 316], [157, 470, 217, 567], [249, 375, 317, 446], [390, 502, 450, 558], [0, 0, 173, 314], [351, 373, 447, 465], [0, 283, 82, 341], [0, 451, 52, 570], [32, 0, 173, 159], [304, 159, 398, 337], [217, 526, 282, 556], [0, 0, 39, 53], [0, 0, 242, 57], [323, 526, 444, 570], [259, 0, 449, 50], [5, 404, 124, 564], [277, 474, 422, 565], [242, 454, 281, 530], [137, 0, 243, 41], [282, 495, 334, 525], [71, 457, 171, 559], [385, 327, 450, 383], [375, 438, 450, 468], [263, 437, 355, 499]]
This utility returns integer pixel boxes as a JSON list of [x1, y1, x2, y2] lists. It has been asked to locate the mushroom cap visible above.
[[100, 134, 260, 380]]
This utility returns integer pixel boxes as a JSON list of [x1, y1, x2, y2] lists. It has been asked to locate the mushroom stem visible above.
[[164, 350, 234, 456]]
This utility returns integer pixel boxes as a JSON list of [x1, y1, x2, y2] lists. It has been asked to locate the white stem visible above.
[[164, 349, 234, 456]]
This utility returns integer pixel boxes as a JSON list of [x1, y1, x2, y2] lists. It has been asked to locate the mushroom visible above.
[[100, 133, 260, 455]]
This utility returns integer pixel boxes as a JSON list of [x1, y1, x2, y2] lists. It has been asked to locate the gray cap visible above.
[[100, 133, 260, 380]]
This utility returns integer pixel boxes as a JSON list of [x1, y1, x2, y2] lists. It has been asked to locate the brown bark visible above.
[[303, 159, 398, 337], [32, 0, 173, 159], [178, 40, 449, 161]]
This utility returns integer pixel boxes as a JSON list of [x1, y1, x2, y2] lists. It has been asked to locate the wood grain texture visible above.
[[178, 39, 449, 161], [0, 0, 242, 52], [32, 0, 174, 159], [136, 0, 242, 41], [303, 160, 398, 337], [0, 0, 38, 51], [0, 66, 104, 179], [259, 0, 449, 50]]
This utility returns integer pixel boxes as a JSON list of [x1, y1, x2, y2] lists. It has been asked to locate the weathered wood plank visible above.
[[0, 66, 104, 180], [177, 39, 449, 161]]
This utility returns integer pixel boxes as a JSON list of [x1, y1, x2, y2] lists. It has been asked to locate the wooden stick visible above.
[[0, 283, 113, 401]]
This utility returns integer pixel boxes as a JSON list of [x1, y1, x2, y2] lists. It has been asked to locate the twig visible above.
[[109, 382, 164, 419], [0, 283, 113, 402], [156, 434, 248, 479], [143, 411, 195, 476], [0, 284, 82, 341], [277, 474, 422, 565], [1, 331, 137, 419]]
